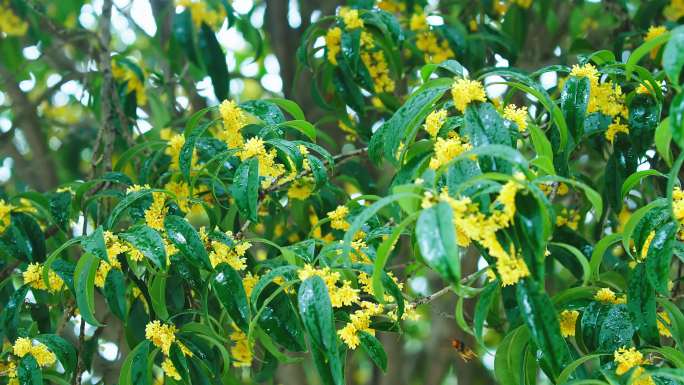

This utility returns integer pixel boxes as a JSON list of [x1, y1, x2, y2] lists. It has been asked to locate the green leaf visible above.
[[149, 274, 168, 321], [646, 221, 678, 295], [74, 253, 103, 326], [590, 233, 621, 281], [104, 269, 127, 321], [119, 340, 151, 385], [382, 78, 452, 166], [372, 212, 419, 301], [298, 276, 343, 385], [597, 304, 634, 352], [81, 226, 108, 263], [557, 354, 604, 384], [164, 215, 211, 270], [516, 279, 571, 380], [241, 100, 286, 124], [119, 225, 167, 269], [463, 102, 512, 173], [663, 26, 684, 87], [415, 202, 460, 286], [621, 170, 666, 200], [627, 263, 658, 344], [48, 191, 72, 231], [671, 93, 684, 149], [549, 243, 590, 286], [278, 120, 317, 141], [199, 24, 229, 100], [172, 11, 199, 65], [655, 117, 673, 166], [34, 334, 77, 374], [529, 124, 554, 171], [560, 76, 590, 140], [266, 98, 305, 120], [626, 30, 671, 78], [18, 355, 42, 385], [494, 325, 530, 385], [212, 263, 250, 333], [0, 285, 29, 341], [231, 157, 259, 222], [106, 189, 157, 229], [358, 331, 387, 372], [169, 343, 190, 383], [180, 120, 215, 184], [474, 279, 499, 346]]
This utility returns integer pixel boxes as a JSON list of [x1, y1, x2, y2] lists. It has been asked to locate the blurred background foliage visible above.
[[0, 0, 681, 384]]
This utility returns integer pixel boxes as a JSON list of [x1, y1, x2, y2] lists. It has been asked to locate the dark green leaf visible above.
[[119, 340, 151, 385], [119, 225, 167, 269], [0, 285, 29, 341], [231, 157, 259, 222], [646, 221, 678, 295], [104, 269, 127, 321], [18, 355, 42, 385], [34, 334, 77, 374], [415, 202, 460, 286], [627, 263, 658, 344], [199, 24, 230, 100], [560, 76, 590, 141], [663, 26, 684, 85], [74, 253, 103, 326], [463, 102, 512, 173], [298, 276, 343, 385], [164, 215, 211, 270], [359, 331, 387, 372], [212, 263, 250, 332], [474, 280, 499, 346]]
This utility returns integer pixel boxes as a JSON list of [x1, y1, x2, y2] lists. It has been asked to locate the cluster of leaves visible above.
[[4, 1, 684, 385]]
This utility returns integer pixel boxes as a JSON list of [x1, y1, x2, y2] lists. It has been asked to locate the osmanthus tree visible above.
[[2, 0, 684, 384]]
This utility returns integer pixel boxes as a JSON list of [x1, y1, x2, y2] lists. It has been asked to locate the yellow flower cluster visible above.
[[428, 135, 472, 170], [217, 100, 247, 148], [645, 25, 667, 59], [338, 301, 384, 349], [594, 287, 626, 304], [665, 0, 684, 21], [503, 104, 528, 132], [40, 102, 81, 125], [512, 0, 533, 8], [230, 326, 252, 367], [13, 338, 56, 367], [0, 1, 28, 36], [112, 61, 147, 105], [287, 177, 314, 200], [613, 347, 654, 385], [238, 137, 287, 188], [94, 231, 127, 288], [411, 12, 455, 64], [162, 130, 196, 172], [208, 232, 251, 270], [176, 0, 226, 28], [605, 118, 629, 143], [377, 0, 406, 13], [145, 321, 193, 380], [298, 264, 360, 308], [242, 272, 259, 297], [424, 109, 447, 138], [325, 27, 342, 65], [145, 192, 168, 231], [569, 64, 628, 142], [556, 208, 580, 230], [327, 205, 350, 231], [0, 360, 17, 385], [164, 180, 192, 212], [22, 263, 64, 293], [0, 199, 14, 233], [673, 187, 684, 226], [559, 310, 579, 337], [361, 50, 395, 93], [339, 7, 364, 30], [440, 175, 529, 285], [451, 79, 487, 113]]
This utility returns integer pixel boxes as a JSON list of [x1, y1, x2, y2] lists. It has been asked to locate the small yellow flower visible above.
[[409, 12, 427, 31], [613, 346, 648, 376], [559, 310, 579, 337], [230, 327, 252, 367], [503, 104, 528, 132], [339, 7, 363, 29], [605, 118, 629, 143], [145, 321, 177, 356], [161, 358, 181, 380], [451, 79, 487, 113], [327, 205, 350, 231], [217, 99, 247, 148], [644, 25, 667, 59], [428, 135, 472, 170], [325, 27, 342, 65], [0, 199, 14, 233], [424, 109, 448, 138]]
